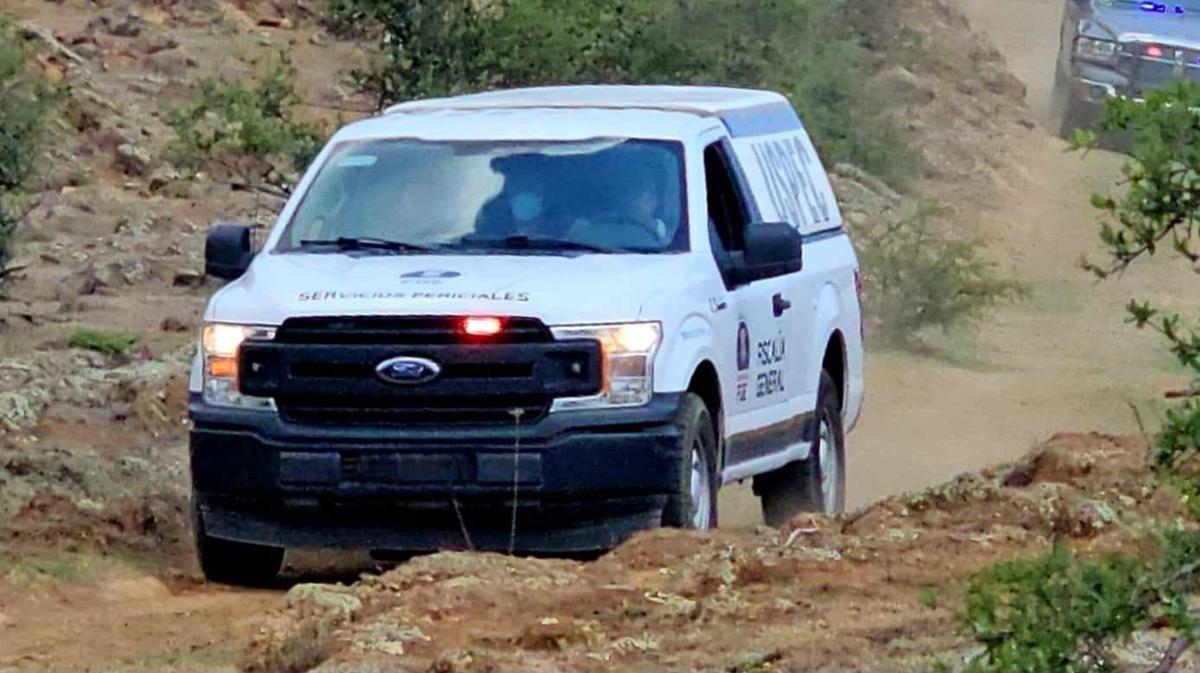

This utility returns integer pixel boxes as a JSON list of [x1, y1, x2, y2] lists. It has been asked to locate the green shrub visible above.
[[166, 58, 322, 193], [1078, 82, 1200, 487], [965, 546, 1144, 673], [965, 534, 1200, 673], [69, 329, 139, 356], [0, 22, 51, 272], [855, 203, 1025, 349], [917, 586, 940, 609], [985, 80, 1200, 673], [329, 0, 914, 185]]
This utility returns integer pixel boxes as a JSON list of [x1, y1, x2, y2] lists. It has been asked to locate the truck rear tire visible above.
[[191, 498, 283, 587], [662, 393, 719, 530], [1058, 97, 1093, 141], [755, 370, 846, 527]]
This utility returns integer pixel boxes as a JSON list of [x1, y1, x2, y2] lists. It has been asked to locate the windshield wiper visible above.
[[459, 235, 629, 254], [299, 237, 434, 253]]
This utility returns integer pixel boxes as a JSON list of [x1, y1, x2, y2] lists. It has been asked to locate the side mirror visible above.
[[205, 223, 256, 280], [732, 222, 803, 285]]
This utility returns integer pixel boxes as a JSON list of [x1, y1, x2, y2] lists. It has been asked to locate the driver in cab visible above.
[[568, 170, 671, 249]]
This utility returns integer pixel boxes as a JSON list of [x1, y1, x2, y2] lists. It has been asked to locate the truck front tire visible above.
[[191, 497, 283, 587], [755, 370, 846, 527], [662, 393, 719, 530]]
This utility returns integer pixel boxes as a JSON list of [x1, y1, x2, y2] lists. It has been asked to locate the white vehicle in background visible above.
[[189, 85, 865, 585]]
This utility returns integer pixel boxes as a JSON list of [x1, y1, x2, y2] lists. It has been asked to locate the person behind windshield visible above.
[[623, 181, 668, 243], [508, 189, 552, 238], [567, 169, 669, 249], [471, 158, 564, 243]]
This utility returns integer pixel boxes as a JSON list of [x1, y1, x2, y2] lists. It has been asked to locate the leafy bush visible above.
[[328, 0, 914, 185], [69, 329, 139, 356], [965, 534, 1200, 673], [973, 81, 1200, 673], [918, 586, 941, 609], [166, 58, 322, 193], [0, 24, 51, 273], [854, 203, 1024, 348], [1078, 82, 1200, 483]]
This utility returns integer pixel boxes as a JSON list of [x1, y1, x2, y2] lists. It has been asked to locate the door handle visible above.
[[772, 293, 792, 317]]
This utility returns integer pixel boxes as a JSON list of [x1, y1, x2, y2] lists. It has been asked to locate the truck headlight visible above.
[[550, 322, 661, 410], [201, 323, 276, 410], [1076, 37, 1118, 63]]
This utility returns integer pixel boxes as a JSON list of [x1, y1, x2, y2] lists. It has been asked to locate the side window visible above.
[[703, 142, 752, 284]]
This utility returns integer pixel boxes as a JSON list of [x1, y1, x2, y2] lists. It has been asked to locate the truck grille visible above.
[[278, 395, 551, 426], [1119, 42, 1200, 97], [240, 316, 601, 427]]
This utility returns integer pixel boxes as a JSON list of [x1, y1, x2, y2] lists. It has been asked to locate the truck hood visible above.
[[1088, 2, 1200, 47], [205, 252, 698, 326]]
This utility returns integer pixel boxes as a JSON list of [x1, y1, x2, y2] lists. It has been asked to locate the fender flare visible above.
[[808, 282, 845, 390], [188, 348, 203, 394], [655, 313, 721, 394]]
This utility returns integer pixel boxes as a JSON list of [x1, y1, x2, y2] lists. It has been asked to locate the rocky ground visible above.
[[239, 433, 1190, 673], [0, 0, 374, 572]]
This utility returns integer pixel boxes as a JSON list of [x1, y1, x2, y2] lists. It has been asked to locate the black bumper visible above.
[[189, 393, 684, 553]]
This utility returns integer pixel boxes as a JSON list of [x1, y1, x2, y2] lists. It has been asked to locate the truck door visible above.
[[731, 129, 838, 416], [702, 140, 799, 467]]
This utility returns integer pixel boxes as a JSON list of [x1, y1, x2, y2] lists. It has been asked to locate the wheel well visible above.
[[687, 361, 723, 462], [822, 331, 846, 409]]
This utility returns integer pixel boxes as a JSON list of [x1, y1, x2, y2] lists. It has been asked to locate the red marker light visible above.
[[463, 317, 503, 336], [1146, 44, 1165, 58]]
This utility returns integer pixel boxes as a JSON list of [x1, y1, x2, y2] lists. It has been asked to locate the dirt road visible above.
[[722, 0, 1189, 523], [849, 0, 1192, 498]]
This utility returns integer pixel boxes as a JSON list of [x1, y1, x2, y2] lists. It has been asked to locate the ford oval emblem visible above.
[[376, 356, 441, 385]]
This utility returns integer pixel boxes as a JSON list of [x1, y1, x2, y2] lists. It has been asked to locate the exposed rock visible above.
[[0, 346, 192, 437], [134, 36, 179, 56], [830, 163, 905, 232], [92, 260, 128, 288], [114, 143, 150, 177], [876, 65, 936, 106], [256, 17, 294, 29], [87, 10, 147, 38], [286, 584, 363, 619], [987, 70, 1027, 101], [349, 628, 417, 656], [159, 317, 190, 333], [147, 166, 182, 193], [67, 264, 100, 297], [171, 269, 204, 288]]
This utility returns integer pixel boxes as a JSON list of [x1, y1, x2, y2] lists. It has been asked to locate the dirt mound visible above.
[[0, 0, 359, 572], [4, 491, 190, 560], [237, 434, 1173, 673]]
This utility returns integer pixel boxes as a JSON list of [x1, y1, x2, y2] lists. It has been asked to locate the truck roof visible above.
[[362, 85, 804, 141], [385, 85, 788, 117]]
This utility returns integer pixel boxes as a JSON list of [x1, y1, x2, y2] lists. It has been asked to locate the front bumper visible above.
[[1066, 76, 1120, 127], [190, 393, 685, 553]]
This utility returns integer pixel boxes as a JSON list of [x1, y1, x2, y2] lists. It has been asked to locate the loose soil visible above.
[[238, 433, 1183, 673]]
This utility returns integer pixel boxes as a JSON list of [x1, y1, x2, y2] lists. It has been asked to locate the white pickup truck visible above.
[[189, 85, 865, 585]]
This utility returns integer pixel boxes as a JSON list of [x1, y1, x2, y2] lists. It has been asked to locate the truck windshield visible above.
[[276, 138, 687, 254]]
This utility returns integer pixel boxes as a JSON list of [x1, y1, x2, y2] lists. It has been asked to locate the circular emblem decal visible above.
[[376, 356, 442, 385], [402, 270, 461, 279], [736, 321, 751, 372]]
